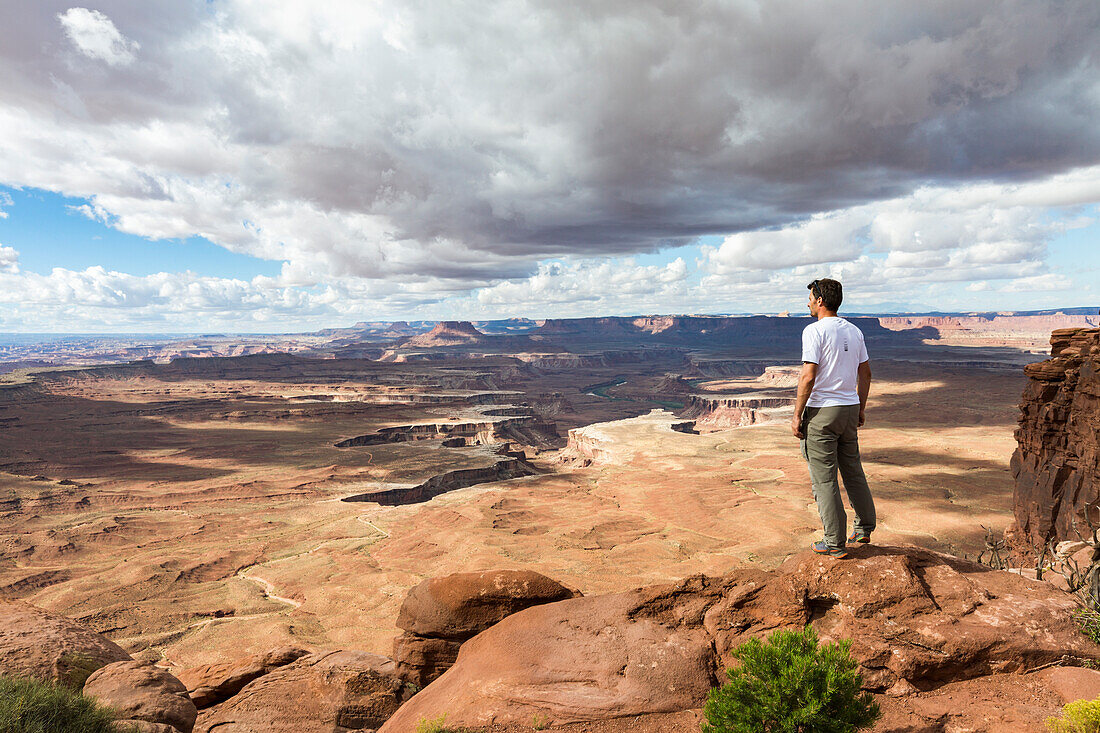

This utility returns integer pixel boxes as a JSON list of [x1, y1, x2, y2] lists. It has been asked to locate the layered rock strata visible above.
[[1011, 327, 1100, 549], [341, 458, 538, 506], [680, 394, 794, 429], [392, 570, 580, 687]]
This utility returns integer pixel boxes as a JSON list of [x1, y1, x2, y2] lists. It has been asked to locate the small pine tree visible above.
[[702, 626, 881, 733]]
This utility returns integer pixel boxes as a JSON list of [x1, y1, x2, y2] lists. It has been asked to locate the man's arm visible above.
[[791, 361, 817, 438], [857, 360, 872, 427]]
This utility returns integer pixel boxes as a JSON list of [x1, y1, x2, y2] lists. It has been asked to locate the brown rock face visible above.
[[1011, 327, 1100, 550], [194, 650, 407, 733], [0, 599, 132, 687], [176, 646, 310, 709], [83, 660, 197, 733], [379, 545, 1099, 731], [392, 569, 580, 687]]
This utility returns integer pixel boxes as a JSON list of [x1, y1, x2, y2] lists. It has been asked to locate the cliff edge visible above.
[[1010, 327, 1100, 550]]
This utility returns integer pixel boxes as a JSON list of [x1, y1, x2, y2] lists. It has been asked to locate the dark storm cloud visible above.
[[1, 0, 1099, 280]]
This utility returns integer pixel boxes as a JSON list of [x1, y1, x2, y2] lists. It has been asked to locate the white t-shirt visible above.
[[801, 317, 869, 408]]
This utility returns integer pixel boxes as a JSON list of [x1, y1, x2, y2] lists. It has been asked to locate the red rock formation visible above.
[[194, 651, 407, 733], [1010, 327, 1100, 550], [401, 321, 487, 348], [0, 599, 132, 687], [680, 394, 794, 429], [392, 570, 580, 687], [84, 660, 197, 733], [177, 647, 309, 709], [379, 545, 1098, 731]]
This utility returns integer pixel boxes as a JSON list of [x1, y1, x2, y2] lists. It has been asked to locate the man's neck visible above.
[[816, 310, 839, 321]]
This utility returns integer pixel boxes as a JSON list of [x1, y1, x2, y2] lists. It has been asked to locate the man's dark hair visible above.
[[808, 278, 843, 311]]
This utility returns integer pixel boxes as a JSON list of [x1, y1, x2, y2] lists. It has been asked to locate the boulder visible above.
[[379, 545, 1100, 731], [177, 646, 309, 708], [0, 599, 131, 687], [396, 569, 580, 639], [393, 569, 579, 686], [194, 650, 407, 733], [83, 660, 197, 733], [1041, 666, 1100, 704]]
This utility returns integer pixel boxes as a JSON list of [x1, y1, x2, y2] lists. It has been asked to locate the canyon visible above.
[[1, 311, 1097, 731]]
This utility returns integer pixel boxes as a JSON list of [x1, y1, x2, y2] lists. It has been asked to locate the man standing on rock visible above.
[[790, 278, 876, 559]]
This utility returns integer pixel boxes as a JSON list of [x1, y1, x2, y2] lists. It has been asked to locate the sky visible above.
[[0, 1, 1099, 333]]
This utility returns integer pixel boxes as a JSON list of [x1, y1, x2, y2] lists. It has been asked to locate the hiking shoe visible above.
[[810, 540, 849, 559], [848, 530, 872, 544]]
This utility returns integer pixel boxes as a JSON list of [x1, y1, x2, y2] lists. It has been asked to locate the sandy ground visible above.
[[0, 359, 1025, 673]]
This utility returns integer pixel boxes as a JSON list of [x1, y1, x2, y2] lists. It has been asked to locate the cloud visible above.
[[0, 2, 1098, 328], [0, 245, 18, 274], [57, 8, 139, 66], [1, 2, 1098, 279]]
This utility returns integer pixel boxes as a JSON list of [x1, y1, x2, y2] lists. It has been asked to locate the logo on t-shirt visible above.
[[844, 339, 849, 352]]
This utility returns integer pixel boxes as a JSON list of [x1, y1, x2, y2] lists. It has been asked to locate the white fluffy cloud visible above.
[[0, 2, 1098, 327], [0, 245, 19, 274], [57, 7, 139, 66]]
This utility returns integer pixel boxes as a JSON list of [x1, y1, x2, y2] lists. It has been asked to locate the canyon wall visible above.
[[1010, 327, 1100, 550]]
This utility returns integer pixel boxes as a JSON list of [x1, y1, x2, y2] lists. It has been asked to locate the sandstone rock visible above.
[[0, 599, 131, 687], [397, 569, 580, 639], [177, 646, 309, 709], [877, 671, 1064, 733], [84, 660, 197, 733], [194, 650, 407, 733], [379, 545, 1100, 731], [391, 635, 460, 689], [393, 569, 580, 688], [381, 586, 718, 731], [1041, 666, 1100, 704], [116, 721, 180, 733], [1011, 327, 1100, 550]]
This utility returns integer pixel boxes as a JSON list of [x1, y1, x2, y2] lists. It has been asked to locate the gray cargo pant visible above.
[[800, 404, 875, 549]]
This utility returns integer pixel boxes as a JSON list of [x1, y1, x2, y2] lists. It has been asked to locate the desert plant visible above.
[[1047, 696, 1100, 733], [0, 675, 135, 733], [415, 714, 473, 733], [1074, 608, 1100, 646], [702, 626, 880, 733], [532, 712, 550, 729]]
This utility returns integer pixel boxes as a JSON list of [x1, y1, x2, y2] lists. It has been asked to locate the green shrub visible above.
[[1074, 608, 1100, 646], [415, 714, 474, 733], [702, 626, 881, 733], [1047, 697, 1100, 733], [0, 675, 133, 733]]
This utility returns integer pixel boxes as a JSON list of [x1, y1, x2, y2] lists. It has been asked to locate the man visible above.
[[790, 278, 875, 559]]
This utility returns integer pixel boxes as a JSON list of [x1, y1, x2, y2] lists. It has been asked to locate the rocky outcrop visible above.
[[1010, 327, 1100, 550], [83, 660, 197, 733], [401, 321, 487, 348], [379, 545, 1098, 731], [680, 394, 794, 429], [0, 599, 132, 687], [194, 651, 407, 733], [177, 646, 310, 709], [393, 570, 580, 687], [335, 416, 562, 451], [341, 458, 538, 506]]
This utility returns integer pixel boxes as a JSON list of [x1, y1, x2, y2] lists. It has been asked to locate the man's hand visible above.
[[791, 414, 804, 439], [858, 408, 865, 428]]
